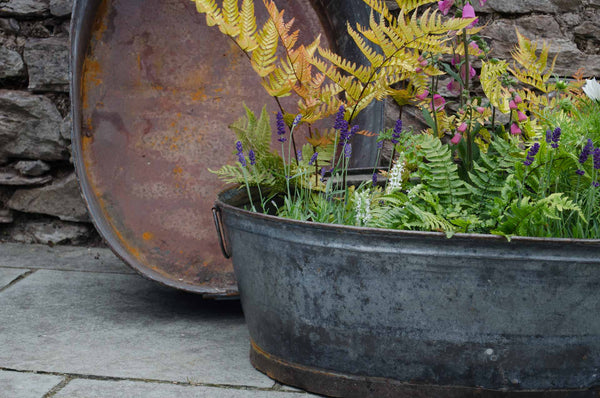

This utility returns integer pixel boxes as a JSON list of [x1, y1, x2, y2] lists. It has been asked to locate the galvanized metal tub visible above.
[[215, 187, 600, 397]]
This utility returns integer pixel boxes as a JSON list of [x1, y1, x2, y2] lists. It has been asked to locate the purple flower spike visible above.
[[593, 182, 600, 188], [320, 167, 327, 182], [372, 172, 378, 185], [276, 112, 287, 143], [292, 114, 302, 127], [593, 147, 600, 170], [341, 124, 359, 142], [333, 105, 346, 130], [576, 169, 585, 176], [297, 150, 303, 162], [344, 143, 352, 159], [551, 127, 562, 149], [377, 141, 383, 149], [579, 139, 594, 164], [236, 140, 243, 154], [394, 119, 403, 136], [391, 119, 403, 144], [523, 142, 540, 166], [308, 152, 318, 166], [238, 152, 247, 167], [248, 149, 256, 166], [545, 129, 552, 144]]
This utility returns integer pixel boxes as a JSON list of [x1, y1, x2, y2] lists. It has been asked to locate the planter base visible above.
[[250, 341, 600, 398]]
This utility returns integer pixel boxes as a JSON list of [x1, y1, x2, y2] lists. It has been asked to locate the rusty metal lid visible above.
[[70, 0, 383, 297], [70, 0, 339, 297]]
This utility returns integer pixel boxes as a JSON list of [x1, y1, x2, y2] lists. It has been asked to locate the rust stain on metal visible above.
[[75, 0, 331, 294]]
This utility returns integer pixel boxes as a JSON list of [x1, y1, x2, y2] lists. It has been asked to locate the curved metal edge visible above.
[[216, 187, 600, 247], [249, 341, 600, 398], [69, 0, 236, 297]]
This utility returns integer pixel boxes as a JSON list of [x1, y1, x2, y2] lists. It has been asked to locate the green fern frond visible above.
[[416, 135, 470, 205], [493, 194, 584, 237]]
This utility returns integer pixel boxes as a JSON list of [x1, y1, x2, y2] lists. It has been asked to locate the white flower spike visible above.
[[582, 77, 600, 101]]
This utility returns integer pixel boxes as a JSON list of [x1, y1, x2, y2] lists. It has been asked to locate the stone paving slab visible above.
[[54, 379, 318, 397], [0, 242, 133, 274], [0, 269, 273, 388], [0, 370, 63, 398], [0, 267, 30, 289]]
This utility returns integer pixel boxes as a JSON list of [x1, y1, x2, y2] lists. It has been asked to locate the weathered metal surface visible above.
[[216, 187, 600, 395], [71, 0, 343, 296]]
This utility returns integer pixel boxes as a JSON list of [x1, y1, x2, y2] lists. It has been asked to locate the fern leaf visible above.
[[238, 0, 258, 51], [393, 0, 438, 12], [416, 135, 469, 205], [480, 60, 511, 113], [251, 19, 278, 76], [509, 29, 557, 93]]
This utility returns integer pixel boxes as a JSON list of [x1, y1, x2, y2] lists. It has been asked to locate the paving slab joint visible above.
[[0, 269, 36, 293], [42, 376, 72, 398], [0, 367, 304, 393]]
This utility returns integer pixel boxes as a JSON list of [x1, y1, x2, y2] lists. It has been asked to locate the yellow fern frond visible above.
[[509, 29, 557, 93], [360, 0, 393, 21], [193, 0, 224, 27], [481, 60, 510, 113], [251, 19, 278, 77], [238, 0, 258, 51], [393, 0, 437, 12], [221, 0, 240, 36], [263, 0, 298, 50]]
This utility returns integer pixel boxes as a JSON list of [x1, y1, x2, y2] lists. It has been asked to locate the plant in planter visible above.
[[195, 0, 600, 395]]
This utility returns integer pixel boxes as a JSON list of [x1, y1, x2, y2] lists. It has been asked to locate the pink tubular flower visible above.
[[451, 55, 461, 66], [416, 90, 429, 101], [460, 64, 477, 81], [509, 100, 518, 110], [447, 79, 461, 95], [451, 133, 462, 145], [517, 110, 527, 122], [457, 122, 468, 132], [462, 3, 478, 27], [514, 94, 523, 104], [469, 41, 482, 55], [476, 106, 485, 114], [510, 123, 522, 135], [433, 94, 446, 111], [438, 0, 455, 15]]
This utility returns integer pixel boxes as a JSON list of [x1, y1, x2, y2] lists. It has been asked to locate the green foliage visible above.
[[493, 194, 584, 238], [195, 0, 600, 240], [210, 105, 283, 189], [415, 134, 469, 205]]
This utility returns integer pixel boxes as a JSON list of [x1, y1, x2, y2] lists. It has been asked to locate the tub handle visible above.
[[212, 205, 231, 259]]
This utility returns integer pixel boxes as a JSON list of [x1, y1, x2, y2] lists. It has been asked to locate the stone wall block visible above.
[[0, 0, 49, 16], [0, 167, 52, 185], [50, 0, 72, 17], [23, 37, 69, 92], [484, 17, 600, 76], [0, 90, 68, 161], [0, 47, 25, 78], [7, 172, 89, 222], [13, 160, 50, 176], [3, 218, 92, 244]]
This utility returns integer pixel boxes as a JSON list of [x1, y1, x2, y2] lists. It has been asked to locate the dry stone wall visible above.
[[0, 0, 598, 246], [0, 0, 97, 245]]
